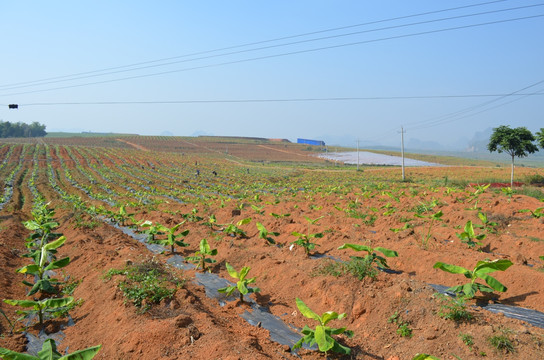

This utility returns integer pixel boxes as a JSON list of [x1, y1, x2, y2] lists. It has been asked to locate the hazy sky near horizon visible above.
[[1, 1, 543, 148]]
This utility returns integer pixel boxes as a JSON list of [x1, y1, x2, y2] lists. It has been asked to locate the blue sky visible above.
[[1, 1, 542, 149]]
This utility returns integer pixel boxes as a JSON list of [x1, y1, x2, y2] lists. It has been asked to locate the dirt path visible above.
[[116, 138, 150, 152]]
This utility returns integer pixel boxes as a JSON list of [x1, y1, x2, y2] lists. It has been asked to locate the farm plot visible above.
[[0, 139, 543, 359]]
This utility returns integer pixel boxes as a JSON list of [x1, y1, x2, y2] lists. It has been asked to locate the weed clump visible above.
[[436, 294, 474, 323], [489, 329, 515, 354], [311, 257, 377, 281], [105, 259, 184, 312]]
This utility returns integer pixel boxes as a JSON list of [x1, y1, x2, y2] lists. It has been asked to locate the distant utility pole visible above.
[[356, 139, 360, 171], [399, 126, 406, 181]]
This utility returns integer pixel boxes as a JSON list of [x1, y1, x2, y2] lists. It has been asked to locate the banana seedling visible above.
[[476, 211, 498, 233], [270, 212, 290, 219], [140, 221, 164, 241], [186, 239, 217, 272], [256, 222, 279, 245], [3, 297, 74, 327], [338, 243, 398, 270], [0, 338, 101, 360], [291, 216, 324, 256], [292, 298, 353, 355], [203, 214, 218, 229], [155, 222, 190, 254], [251, 204, 264, 215], [18, 236, 70, 295], [223, 217, 251, 238], [519, 207, 544, 218], [433, 259, 513, 299], [456, 220, 486, 248], [113, 204, 133, 226], [218, 263, 259, 303]]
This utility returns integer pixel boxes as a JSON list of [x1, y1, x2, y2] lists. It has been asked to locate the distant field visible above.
[[46, 131, 137, 138], [2, 134, 543, 168]]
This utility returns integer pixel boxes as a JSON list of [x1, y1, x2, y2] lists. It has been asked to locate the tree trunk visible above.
[[511, 154, 515, 188]]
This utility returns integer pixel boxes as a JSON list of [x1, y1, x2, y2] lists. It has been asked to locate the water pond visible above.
[[318, 151, 442, 166]]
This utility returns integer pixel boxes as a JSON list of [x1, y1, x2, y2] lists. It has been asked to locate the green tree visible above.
[[487, 126, 538, 187], [536, 128, 544, 149]]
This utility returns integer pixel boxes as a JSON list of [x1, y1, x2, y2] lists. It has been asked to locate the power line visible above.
[[405, 79, 544, 131], [3, 3, 540, 93], [346, 79, 544, 144], [4, 92, 543, 107], [2, 13, 542, 97], [0, 0, 513, 90]]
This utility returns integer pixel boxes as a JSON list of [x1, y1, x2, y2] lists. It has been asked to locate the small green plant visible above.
[[416, 210, 443, 249], [390, 222, 413, 233], [61, 279, 82, 296], [223, 217, 251, 238], [141, 221, 190, 254], [337, 243, 398, 270], [251, 204, 264, 215], [0, 308, 14, 334], [104, 260, 183, 312], [0, 338, 101, 360], [3, 297, 74, 327], [472, 183, 490, 196], [256, 222, 279, 245], [112, 204, 133, 226], [519, 207, 544, 218], [186, 239, 217, 272], [292, 298, 353, 355], [466, 199, 482, 211], [181, 208, 203, 222], [218, 263, 260, 303], [388, 311, 412, 338], [433, 259, 513, 299], [476, 211, 498, 233], [459, 332, 474, 349], [291, 216, 324, 256], [18, 235, 71, 296], [489, 329, 515, 354], [270, 212, 290, 219], [412, 355, 441, 360], [140, 220, 164, 241], [456, 220, 486, 248], [437, 294, 473, 323], [291, 230, 323, 256], [203, 214, 218, 229]]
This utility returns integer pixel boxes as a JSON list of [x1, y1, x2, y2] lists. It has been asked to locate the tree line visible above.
[[0, 121, 47, 138], [488, 126, 544, 187]]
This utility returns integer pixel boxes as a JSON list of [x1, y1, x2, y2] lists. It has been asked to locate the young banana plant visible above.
[[0, 338, 101, 360], [292, 298, 353, 355], [456, 220, 486, 248], [337, 243, 398, 269], [218, 263, 259, 303], [186, 239, 217, 272], [433, 259, 513, 299], [18, 236, 70, 295], [256, 222, 279, 245], [3, 297, 74, 327]]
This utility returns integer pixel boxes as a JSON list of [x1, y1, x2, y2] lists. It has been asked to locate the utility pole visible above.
[[356, 139, 360, 171], [399, 126, 406, 181]]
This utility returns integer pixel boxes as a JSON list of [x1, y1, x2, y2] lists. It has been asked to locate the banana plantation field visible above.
[[0, 137, 543, 360]]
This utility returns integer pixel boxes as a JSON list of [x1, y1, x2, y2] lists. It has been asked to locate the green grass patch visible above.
[[311, 257, 377, 281], [105, 259, 184, 312], [488, 330, 515, 354]]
